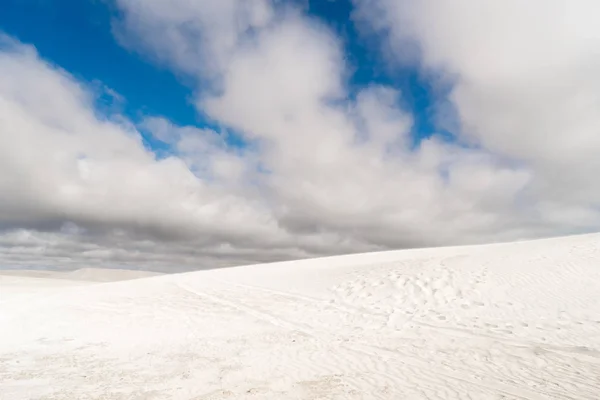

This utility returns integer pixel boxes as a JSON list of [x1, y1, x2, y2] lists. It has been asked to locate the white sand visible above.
[[1, 234, 600, 399], [0, 267, 162, 282], [0, 268, 162, 305]]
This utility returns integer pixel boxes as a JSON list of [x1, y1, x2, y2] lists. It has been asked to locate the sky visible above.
[[0, 0, 599, 272]]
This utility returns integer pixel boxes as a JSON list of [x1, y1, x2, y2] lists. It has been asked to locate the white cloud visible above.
[[141, 116, 254, 184], [354, 0, 600, 228], [112, 0, 274, 79], [1, 1, 599, 271], [0, 36, 299, 270]]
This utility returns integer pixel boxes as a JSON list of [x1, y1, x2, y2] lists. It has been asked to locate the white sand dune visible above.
[[1, 234, 600, 399], [0, 268, 162, 304], [0, 267, 162, 282], [61, 267, 162, 282]]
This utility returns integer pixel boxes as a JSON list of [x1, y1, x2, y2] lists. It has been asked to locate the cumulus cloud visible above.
[[354, 0, 600, 229], [0, 35, 297, 271], [112, 0, 274, 79], [1, 0, 599, 271]]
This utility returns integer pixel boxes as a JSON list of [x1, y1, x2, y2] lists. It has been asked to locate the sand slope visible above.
[[1, 234, 600, 399]]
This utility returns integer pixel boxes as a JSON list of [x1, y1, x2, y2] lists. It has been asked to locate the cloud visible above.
[[112, 0, 274, 79], [0, 36, 300, 271], [112, 0, 551, 243], [353, 0, 600, 227], [1, 1, 599, 271]]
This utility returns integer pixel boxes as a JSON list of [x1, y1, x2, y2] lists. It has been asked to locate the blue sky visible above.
[[0, 0, 196, 124], [0, 0, 437, 149]]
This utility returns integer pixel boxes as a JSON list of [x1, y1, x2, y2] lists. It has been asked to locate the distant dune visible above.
[[1, 233, 600, 399], [0, 267, 162, 282], [0, 268, 163, 305], [62, 267, 163, 282]]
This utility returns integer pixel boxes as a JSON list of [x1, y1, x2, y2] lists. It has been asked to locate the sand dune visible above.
[[1, 234, 600, 399], [0, 267, 162, 282], [0, 268, 162, 307]]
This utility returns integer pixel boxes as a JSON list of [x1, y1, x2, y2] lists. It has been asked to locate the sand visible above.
[[1, 233, 599, 399]]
